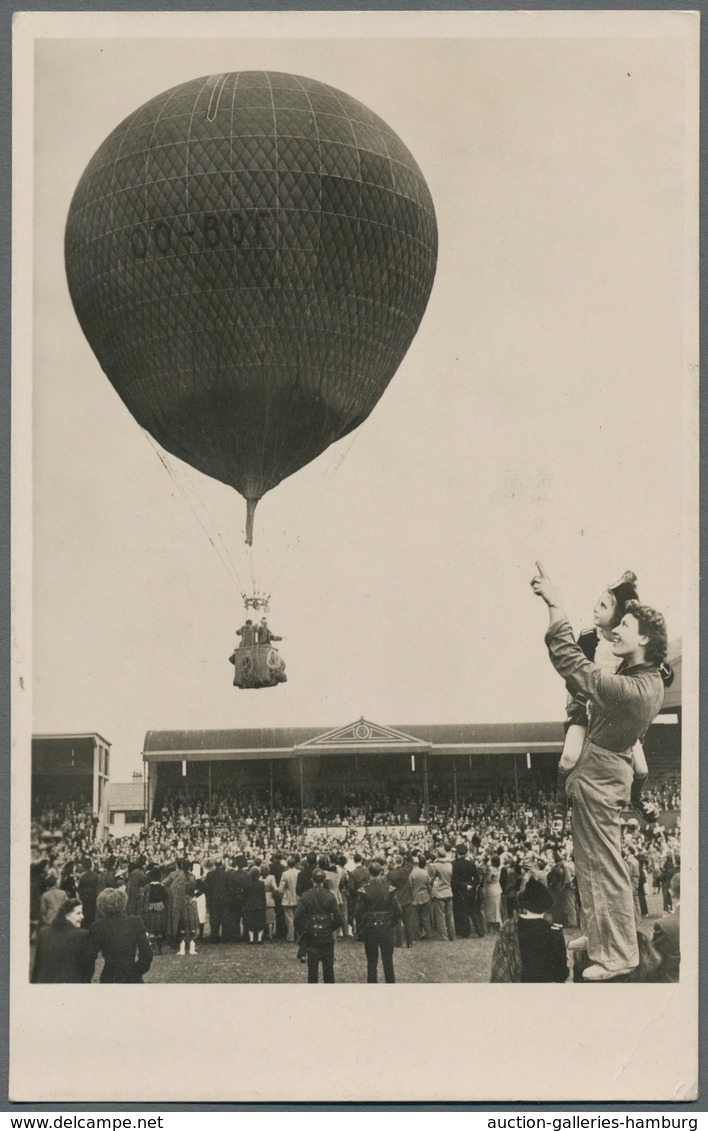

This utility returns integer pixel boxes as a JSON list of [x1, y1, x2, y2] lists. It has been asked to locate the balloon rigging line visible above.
[[143, 432, 245, 596]]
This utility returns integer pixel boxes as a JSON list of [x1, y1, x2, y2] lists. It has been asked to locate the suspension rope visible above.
[[142, 431, 246, 597]]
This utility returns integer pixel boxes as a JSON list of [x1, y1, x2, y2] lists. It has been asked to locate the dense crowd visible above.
[[30, 777, 681, 978]]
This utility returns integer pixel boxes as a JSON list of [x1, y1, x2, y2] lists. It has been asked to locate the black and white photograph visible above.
[[10, 8, 699, 1103]]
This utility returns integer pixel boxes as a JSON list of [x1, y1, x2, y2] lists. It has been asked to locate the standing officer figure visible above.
[[355, 861, 402, 983], [294, 869, 343, 984]]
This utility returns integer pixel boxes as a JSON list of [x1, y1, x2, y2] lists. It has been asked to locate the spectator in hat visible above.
[[516, 879, 569, 982], [490, 879, 568, 983]]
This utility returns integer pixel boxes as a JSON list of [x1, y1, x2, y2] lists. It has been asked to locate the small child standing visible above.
[[554, 570, 664, 827]]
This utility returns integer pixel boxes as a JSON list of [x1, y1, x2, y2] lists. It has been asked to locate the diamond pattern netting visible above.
[[65, 72, 438, 503]]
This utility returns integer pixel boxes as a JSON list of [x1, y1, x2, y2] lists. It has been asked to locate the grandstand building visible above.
[[31, 641, 682, 833], [31, 732, 111, 815]]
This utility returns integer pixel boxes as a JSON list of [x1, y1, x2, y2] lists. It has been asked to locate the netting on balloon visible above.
[[65, 72, 438, 503]]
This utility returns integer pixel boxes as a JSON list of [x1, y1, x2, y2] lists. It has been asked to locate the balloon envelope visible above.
[[65, 72, 438, 535]]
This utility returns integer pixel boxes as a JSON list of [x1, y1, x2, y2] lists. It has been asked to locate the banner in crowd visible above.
[[303, 824, 427, 843]]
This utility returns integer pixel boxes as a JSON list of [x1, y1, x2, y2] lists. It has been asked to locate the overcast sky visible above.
[[28, 21, 693, 781]]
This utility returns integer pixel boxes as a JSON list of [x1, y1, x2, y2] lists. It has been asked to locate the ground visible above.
[[136, 892, 667, 985]]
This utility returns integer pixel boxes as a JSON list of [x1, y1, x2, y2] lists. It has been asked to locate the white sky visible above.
[[28, 23, 693, 782]]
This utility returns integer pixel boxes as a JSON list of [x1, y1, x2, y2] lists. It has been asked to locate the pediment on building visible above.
[[295, 718, 430, 752]]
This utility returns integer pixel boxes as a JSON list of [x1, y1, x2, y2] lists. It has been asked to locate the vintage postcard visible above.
[[10, 9, 699, 1103]]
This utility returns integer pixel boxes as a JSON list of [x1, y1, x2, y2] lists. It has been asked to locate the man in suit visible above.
[[355, 861, 402, 983], [296, 851, 318, 898], [386, 854, 414, 948], [278, 855, 300, 942], [409, 854, 432, 940], [294, 869, 344, 983], [204, 859, 230, 943], [451, 843, 482, 939], [225, 856, 249, 942]]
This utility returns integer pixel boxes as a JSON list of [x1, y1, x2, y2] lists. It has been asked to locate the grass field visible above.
[[138, 891, 667, 985]]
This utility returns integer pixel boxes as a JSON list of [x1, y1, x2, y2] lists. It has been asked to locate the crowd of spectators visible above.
[[30, 777, 681, 968]]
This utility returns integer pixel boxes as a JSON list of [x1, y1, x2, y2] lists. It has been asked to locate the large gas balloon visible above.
[[65, 71, 438, 542]]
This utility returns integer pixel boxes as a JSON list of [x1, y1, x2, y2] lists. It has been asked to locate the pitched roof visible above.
[[106, 782, 144, 810]]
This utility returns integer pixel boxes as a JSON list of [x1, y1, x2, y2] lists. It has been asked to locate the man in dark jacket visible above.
[[204, 859, 230, 943], [355, 862, 402, 983], [225, 856, 249, 942], [294, 869, 343, 983], [451, 843, 482, 939], [77, 859, 99, 928], [296, 851, 318, 897], [386, 855, 414, 948], [126, 861, 149, 916]]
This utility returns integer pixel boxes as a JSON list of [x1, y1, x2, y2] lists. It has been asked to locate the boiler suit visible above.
[[545, 619, 664, 972]]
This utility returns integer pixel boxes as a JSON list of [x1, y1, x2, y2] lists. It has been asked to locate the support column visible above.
[[144, 764, 148, 829], [423, 752, 429, 822], [453, 759, 458, 816], [92, 741, 99, 815], [269, 761, 275, 840], [299, 757, 304, 827]]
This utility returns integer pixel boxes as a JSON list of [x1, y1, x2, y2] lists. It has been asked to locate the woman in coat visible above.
[[31, 898, 94, 983], [89, 888, 153, 983], [483, 855, 503, 932], [260, 862, 279, 941]]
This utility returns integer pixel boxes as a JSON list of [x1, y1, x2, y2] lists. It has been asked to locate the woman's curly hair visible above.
[[624, 600, 668, 666], [96, 887, 128, 918]]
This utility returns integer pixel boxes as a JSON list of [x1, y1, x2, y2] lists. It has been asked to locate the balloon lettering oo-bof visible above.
[[65, 72, 438, 543]]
